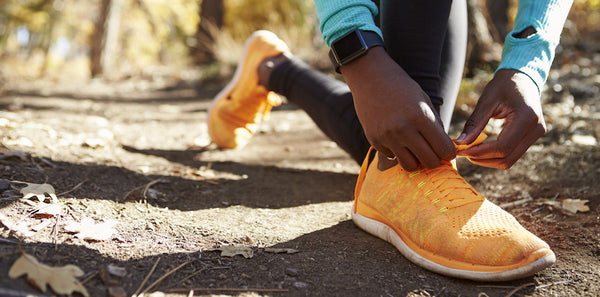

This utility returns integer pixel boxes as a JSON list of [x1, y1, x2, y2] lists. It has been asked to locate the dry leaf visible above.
[[0, 212, 35, 237], [34, 203, 63, 218], [8, 253, 89, 297], [64, 217, 117, 241], [561, 199, 590, 214], [217, 245, 254, 258], [32, 220, 53, 232], [264, 248, 300, 254], [16, 182, 58, 203]]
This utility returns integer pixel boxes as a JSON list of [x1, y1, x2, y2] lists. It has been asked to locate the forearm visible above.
[[497, 0, 573, 93]]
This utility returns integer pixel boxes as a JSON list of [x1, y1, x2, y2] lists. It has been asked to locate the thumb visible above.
[[456, 107, 490, 145]]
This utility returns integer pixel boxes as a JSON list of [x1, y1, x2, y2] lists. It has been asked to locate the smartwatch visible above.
[[328, 29, 385, 73]]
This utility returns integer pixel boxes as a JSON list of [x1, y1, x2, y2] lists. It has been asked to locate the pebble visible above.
[[285, 268, 298, 277], [293, 281, 308, 289], [0, 179, 9, 191]]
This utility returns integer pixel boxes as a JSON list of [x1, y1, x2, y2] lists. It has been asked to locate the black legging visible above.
[[268, 0, 467, 164]]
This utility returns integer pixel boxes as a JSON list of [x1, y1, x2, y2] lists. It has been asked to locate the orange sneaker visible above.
[[208, 30, 289, 149], [353, 138, 555, 281]]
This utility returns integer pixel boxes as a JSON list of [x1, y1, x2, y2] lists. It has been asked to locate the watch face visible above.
[[335, 31, 366, 62]]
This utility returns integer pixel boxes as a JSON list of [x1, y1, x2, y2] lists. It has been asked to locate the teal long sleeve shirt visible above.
[[313, 0, 573, 93]]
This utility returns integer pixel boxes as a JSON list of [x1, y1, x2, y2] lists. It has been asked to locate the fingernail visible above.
[[456, 133, 466, 143]]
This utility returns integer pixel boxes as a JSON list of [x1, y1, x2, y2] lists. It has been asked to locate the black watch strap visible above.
[[328, 29, 385, 73]]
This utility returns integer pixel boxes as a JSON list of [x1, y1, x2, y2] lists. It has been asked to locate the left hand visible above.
[[455, 69, 546, 169]]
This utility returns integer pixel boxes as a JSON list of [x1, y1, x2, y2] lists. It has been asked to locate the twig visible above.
[[168, 266, 208, 289], [170, 287, 289, 293], [80, 271, 98, 285], [57, 179, 87, 196], [504, 283, 535, 297], [0, 237, 18, 244], [142, 179, 165, 197], [499, 198, 533, 209], [121, 179, 167, 202], [0, 287, 51, 297], [133, 257, 161, 296], [536, 280, 573, 289], [140, 260, 193, 295], [52, 215, 60, 250]]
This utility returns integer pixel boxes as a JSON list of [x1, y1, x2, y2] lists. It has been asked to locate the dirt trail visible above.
[[0, 65, 598, 297]]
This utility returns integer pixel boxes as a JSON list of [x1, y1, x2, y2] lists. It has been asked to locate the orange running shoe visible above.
[[353, 138, 555, 281], [208, 30, 289, 149]]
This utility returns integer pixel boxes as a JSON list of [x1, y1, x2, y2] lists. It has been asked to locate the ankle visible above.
[[258, 53, 289, 88]]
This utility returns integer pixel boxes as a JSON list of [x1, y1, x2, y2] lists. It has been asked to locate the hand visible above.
[[455, 69, 546, 169], [341, 47, 456, 171]]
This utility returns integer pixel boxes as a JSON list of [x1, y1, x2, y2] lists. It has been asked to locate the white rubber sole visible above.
[[207, 30, 279, 142], [351, 206, 556, 282]]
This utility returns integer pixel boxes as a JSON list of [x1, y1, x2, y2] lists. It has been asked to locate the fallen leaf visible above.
[[0, 212, 35, 237], [64, 217, 117, 241], [34, 203, 63, 218], [561, 199, 590, 214], [8, 253, 89, 297], [32, 220, 53, 232], [264, 248, 300, 254], [15, 182, 58, 203], [217, 245, 254, 258]]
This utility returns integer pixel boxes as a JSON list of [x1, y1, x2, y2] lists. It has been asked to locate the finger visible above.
[[456, 98, 495, 145], [458, 116, 544, 160], [393, 147, 419, 172], [418, 121, 456, 162], [460, 126, 544, 169], [405, 134, 442, 169]]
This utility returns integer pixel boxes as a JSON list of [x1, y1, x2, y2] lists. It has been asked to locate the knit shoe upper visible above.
[[352, 136, 555, 281], [208, 30, 289, 149]]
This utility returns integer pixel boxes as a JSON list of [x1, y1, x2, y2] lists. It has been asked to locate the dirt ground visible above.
[[0, 39, 599, 297]]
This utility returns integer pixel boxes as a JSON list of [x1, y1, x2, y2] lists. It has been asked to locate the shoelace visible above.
[[419, 162, 483, 211]]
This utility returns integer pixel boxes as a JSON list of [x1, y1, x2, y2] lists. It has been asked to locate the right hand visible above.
[[340, 47, 456, 171]]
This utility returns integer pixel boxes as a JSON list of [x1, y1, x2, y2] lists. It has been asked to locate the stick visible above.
[[80, 271, 99, 285], [168, 266, 208, 289], [57, 179, 87, 196], [133, 257, 161, 296], [140, 260, 193, 295], [504, 283, 535, 297], [0, 287, 51, 297], [121, 179, 166, 202], [536, 280, 573, 289], [170, 287, 289, 293]]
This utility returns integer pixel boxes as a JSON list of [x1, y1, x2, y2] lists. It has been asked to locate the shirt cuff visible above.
[[314, 1, 382, 46], [496, 32, 554, 94]]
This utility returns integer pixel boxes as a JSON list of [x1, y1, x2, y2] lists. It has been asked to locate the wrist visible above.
[[329, 29, 385, 73]]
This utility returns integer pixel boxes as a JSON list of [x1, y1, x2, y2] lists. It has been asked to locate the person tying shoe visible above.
[[207, 0, 572, 281]]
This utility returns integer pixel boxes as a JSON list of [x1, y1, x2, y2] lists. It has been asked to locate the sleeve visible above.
[[313, 0, 382, 46], [496, 0, 573, 93]]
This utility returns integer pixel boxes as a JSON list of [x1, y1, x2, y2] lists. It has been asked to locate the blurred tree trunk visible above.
[[193, 0, 224, 64], [90, 0, 122, 78], [486, 0, 510, 41], [465, 0, 502, 75]]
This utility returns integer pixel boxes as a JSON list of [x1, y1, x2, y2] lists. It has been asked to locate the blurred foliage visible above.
[[0, 0, 597, 81]]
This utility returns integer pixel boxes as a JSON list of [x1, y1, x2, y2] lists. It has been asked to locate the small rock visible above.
[[0, 179, 9, 191], [258, 265, 268, 271], [217, 273, 227, 280], [285, 268, 299, 277], [108, 286, 127, 297], [293, 281, 308, 289]]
